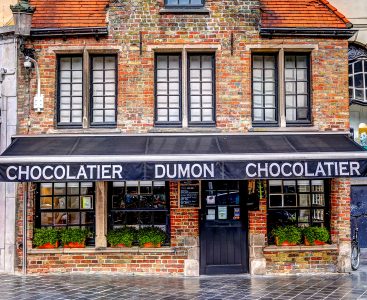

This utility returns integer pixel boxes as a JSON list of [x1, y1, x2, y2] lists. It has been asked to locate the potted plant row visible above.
[[33, 227, 90, 249], [272, 225, 329, 246], [106, 226, 167, 248]]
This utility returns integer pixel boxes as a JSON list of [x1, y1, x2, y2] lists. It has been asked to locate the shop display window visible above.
[[108, 181, 169, 236], [267, 179, 329, 242], [36, 182, 95, 241]]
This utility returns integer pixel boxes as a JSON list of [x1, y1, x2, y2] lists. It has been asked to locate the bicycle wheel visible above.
[[351, 242, 360, 271]]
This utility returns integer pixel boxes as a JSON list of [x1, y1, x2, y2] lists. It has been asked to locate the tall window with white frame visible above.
[[252, 52, 311, 127], [155, 53, 215, 127], [57, 54, 117, 128], [349, 58, 367, 103]]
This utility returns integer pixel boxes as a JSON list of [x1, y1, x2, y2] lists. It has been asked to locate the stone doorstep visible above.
[[28, 246, 182, 255], [263, 244, 338, 252]]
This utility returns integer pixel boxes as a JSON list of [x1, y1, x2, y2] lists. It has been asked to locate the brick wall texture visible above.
[[264, 248, 339, 274], [15, 0, 352, 275]]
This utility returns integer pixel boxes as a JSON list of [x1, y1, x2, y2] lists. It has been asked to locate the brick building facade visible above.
[[0, 0, 366, 276]]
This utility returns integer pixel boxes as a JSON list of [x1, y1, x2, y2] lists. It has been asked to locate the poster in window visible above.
[[179, 181, 201, 208], [218, 206, 227, 220], [81, 196, 93, 209]]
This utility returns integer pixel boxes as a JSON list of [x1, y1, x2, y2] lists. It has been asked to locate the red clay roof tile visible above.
[[261, 0, 350, 29], [29, 0, 350, 30], [30, 0, 109, 29]]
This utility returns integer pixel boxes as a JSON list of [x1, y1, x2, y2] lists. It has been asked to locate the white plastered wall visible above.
[[0, 34, 17, 273]]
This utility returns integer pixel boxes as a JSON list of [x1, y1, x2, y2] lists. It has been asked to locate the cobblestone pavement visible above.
[[0, 270, 367, 300]]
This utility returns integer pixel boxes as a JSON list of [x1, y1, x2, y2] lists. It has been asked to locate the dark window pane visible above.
[[154, 212, 167, 225], [269, 195, 282, 207], [284, 194, 297, 206], [349, 63, 353, 73], [356, 89, 364, 99], [355, 61, 363, 73], [354, 74, 363, 88], [140, 212, 153, 225]]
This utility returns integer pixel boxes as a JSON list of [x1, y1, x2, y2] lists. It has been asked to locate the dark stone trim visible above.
[[159, 8, 209, 14], [30, 27, 108, 38], [260, 27, 356, 39], [350, 99, 367, 106]]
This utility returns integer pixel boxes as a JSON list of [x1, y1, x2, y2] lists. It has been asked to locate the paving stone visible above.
[[0, 272, 365, 299]]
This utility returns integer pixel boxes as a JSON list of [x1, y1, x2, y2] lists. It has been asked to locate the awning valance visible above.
[[0, 133, 366, 182]]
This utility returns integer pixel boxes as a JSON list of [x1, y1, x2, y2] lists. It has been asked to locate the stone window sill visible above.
[[264, 244, 338, 252], [159, 8, 209, 14], [28, 246, 178, 254]]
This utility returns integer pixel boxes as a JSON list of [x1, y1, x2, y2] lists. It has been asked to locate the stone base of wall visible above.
[[264, 245, 339, 274], [25, 247, 187, 275]]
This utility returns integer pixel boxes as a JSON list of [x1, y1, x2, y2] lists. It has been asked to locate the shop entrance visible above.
[[199, 181, 248, 275]]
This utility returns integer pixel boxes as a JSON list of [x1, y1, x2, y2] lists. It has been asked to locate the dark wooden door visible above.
[[200, 181, 248, 275]]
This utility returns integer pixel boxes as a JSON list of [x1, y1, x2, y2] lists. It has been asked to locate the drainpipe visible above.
[[22, 182, 28, 275]]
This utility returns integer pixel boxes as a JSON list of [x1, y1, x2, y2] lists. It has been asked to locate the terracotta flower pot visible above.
[[275, 237, 297, 246], [305, 238, 326, 246], [113, 243, 128, 248], [63, 241, 85, 248], [38, 241, 59, 249], [142, 242, 161, 248]]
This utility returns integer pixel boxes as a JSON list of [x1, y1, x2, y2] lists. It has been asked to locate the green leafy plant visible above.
[[60, 228, 90, 246], [106, 227, 136, 247], [303, 226, 329, 245], [33, 227, 60, 247], [137, 227, 166, 247], [271, 225, 302, 245]]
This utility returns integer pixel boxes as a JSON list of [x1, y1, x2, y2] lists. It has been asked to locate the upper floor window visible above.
[[165, 0, 204, 8], [57, 54, 117, 128], [348, 44, 367, 104], [155, 53, 215, 127], [349, 59, 367, 102], [252, 53, 310, 127]]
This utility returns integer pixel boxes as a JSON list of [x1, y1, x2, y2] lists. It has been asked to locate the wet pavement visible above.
[[0, 264, 367, 299]]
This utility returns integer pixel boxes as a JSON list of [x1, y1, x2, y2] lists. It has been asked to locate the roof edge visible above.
[[260, 27, 356, 39], [30, 26, 108, 38]]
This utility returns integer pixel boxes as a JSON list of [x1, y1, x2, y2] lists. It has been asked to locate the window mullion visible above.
[[279, 49, 286, 127], [182, 50, 188, 128], [83, 49, 89, 128]]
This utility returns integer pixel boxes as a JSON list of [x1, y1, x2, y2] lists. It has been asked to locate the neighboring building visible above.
[[0, 0, 16, 26], [0, 0, 18, 273], [329, 0, 367, 247], [0, 0, 365, 276]]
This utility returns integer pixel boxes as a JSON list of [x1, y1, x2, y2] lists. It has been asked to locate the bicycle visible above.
[[351, 215, 361, 271]]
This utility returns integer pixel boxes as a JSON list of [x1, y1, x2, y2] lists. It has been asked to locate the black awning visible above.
[[0, 133, 366, 182]]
